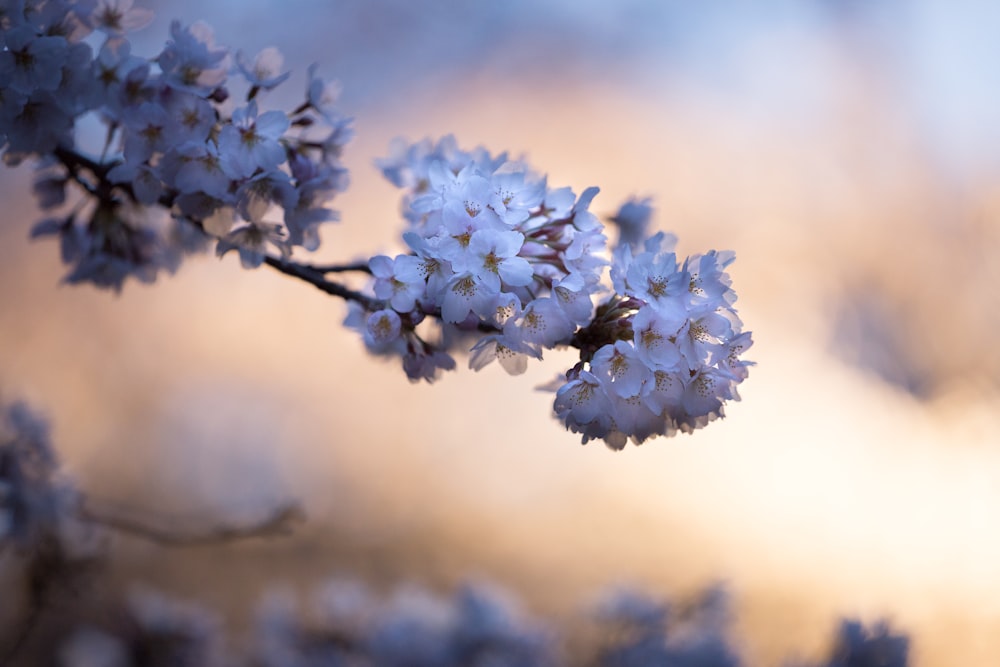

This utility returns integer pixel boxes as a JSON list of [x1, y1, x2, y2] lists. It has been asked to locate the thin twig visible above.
[[52, 145, 108, 178], [79, 501, 305, 547], [48, 146, 548, 341], [51, 146, 380, 309], [306, 261, 373, 275], [263, 256, 382, 311]]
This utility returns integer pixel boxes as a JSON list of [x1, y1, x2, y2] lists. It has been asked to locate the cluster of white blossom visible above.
[[4, 0, 351, 290], [553, 231, 754, 449], [353, 135, 608, 382], [4, 2, 752, 445], [365, 137, 753, 448]]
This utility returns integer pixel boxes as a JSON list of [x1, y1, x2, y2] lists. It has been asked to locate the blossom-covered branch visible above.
[[3, 0, 752, 448]]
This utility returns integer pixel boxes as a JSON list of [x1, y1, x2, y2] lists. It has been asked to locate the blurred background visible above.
[[3, 0, 1000, 664]]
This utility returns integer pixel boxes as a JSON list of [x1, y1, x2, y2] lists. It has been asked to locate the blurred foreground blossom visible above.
[[257, 579, 552, 667], [359, 136, 608, 385], [592, 585, 741, 666], [792, 619, 909, 667], [0, 400, 82, 553], [554, 232, 753, 448], [59, 589, 226, 667], [46, 580, 910, 666], [610, 196, 654, 250]]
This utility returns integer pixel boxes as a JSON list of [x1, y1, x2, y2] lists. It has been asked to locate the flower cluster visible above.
[[360, 137, 753, 447], [351, 135, 608, 380], [5, 4, 752, 445], [553, 232, 753, 449], [6, 1, 351, 290]]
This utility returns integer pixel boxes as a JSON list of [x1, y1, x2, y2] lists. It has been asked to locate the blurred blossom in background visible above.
[[2, 0, 1000, 665]]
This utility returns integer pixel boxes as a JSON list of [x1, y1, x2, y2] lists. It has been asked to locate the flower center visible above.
[[483, 251, 500, 274], [647, 276, 667, 297]]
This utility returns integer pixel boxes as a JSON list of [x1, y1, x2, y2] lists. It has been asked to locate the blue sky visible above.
[[129, 0, 1000, 178]]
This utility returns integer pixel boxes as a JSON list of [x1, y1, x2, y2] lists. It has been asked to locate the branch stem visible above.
[[79, 501, 305, 547], [47, 146, 566, 342], [262, 256, 382, 310]]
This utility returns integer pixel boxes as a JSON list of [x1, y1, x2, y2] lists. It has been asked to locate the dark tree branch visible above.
[[79, 500, 305, 547], [52, 145, 381, 309], [47, 145, 557, 343], [262, 256, 382, 310], [308, 261, 373, 275]]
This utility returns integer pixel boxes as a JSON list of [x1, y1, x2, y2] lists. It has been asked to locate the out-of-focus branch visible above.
[[79, 500, 305, 547]]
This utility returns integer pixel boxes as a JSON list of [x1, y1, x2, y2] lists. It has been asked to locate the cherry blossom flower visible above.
[[89, 0, 153, 35], [237, 46, 290, 93], [219, 101, 289, 178], [216, 221, 289, 268], [370, 254, 426, 313], [610, 195, 653, 249], [0, 25, 67, 94], [157, 20, 228, 96]]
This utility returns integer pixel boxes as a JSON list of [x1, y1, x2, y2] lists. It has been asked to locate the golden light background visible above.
[[2, 1, 1000, 664]]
